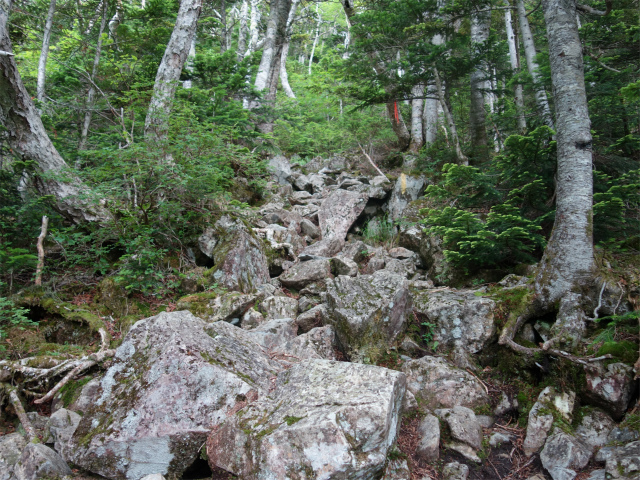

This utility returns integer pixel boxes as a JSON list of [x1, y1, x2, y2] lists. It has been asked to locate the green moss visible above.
[[255, 424, 278, 439], [284, 415, 305, 426], [596, 341, 638, 364], [58, 376, 93, 408]]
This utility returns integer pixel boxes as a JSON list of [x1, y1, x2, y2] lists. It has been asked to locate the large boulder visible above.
[[204, 216, 270, 293], [46, 408, 81, 458], [13, 444, 72, 480], [302, 189, 368, 257], [268, 155, 293, 185], [65, 311, 282, 480], [278, 259, 332, 290], [411, 288, 496, 355], [325, 270, 411, 362], [584, 362, 635, 420], [540, 430, 592, 480], [206, 359, 406, 479], [401, 356, 489, 410]]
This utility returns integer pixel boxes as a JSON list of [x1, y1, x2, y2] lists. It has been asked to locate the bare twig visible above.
[[576, 1, 612, 16], [587, 281, 606, 321], [357, 143, 389, 181]]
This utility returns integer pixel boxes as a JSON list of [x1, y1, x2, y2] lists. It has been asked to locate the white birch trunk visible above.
[[0, 0, 110, 223], [253, 0, 287, 93], [78, 1, 108, 152], [144, 0, 202, 141], [469, 5, 490, 153], [342, 14, 351, 59], [517, 0, 555, 129], [245, 0, 261, 58], [279, 0, 299, 98], [308, 3, 320, 76], [535, 0, 594, 304], [36, 0, 56, 104], [108, 0, 123, 41], [237, 0, 249, 62], [83, 0, 104, 35], [434, 69, 467, 165], [182, 34, 196, 89], [505, 1, 527, 132], [423, 82, 439, 144], [409, 84, 424, 153]]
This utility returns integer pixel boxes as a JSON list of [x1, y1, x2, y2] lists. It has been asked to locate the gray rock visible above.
[[446, 442, 482, 463], [259, 295, 299, 320], [585, 363, 635, 420], [540, 430, 592, 480], [388, 174, 426, 221], [297, 295, 317, 313], [267, 155, 293, 185], [384, 258, 417, 279], [604, 441, 640, 479], [400, 336, 422, 355], [296, 304, 328, 333], [0, 433, 27, 480], [442, 461, 469, 480], [241, 308, 265, 330], [139, 475, 166, 480], [46, 408, 81, 457], [411, 288, 496, 354], [330, 256, 359, 276], [278, 325, 338, 362], [279, 259, 331, 290], [209, 292, 258, 323], [339, 240, 369, 263], [299, 218, 320, 238], [301, 189, 369, 257], [402, 356, 489, 410], [416, 414, 440, 461], [206, 359, 406, 480], [13, 444, 72, 480], [607, 426, 640, 444], [494, 392, 519, 417], [524, 387, 575, 456], [436, 406, 483, 450], [205, 216, 270, 293], [575, 409, 615, 451], [65, 311, 283, 480], [245, 318, 298, 351], [381, 459, 411, 480], [325, 270, 411, 362], [490, 432, 512, 447], [68, 377, 101, 414], [476, 415, 494, 428], [585, 470, 605, 480], [198, 227, 218, 259]]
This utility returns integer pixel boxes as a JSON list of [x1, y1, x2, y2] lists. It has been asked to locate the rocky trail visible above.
[[0, 154, 638, 480]]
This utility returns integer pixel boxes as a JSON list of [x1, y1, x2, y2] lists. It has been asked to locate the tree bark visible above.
[[237, 0, 249, 62], [308, 3, 320, 76], [434, 69, 467, 165], [36, 0, 56, 104], [144, 0, 202, 142], [0, 0, 110, 223], [469, 5, 491, 156], [244, 0, 261, 58], [505, 0, 527, 132], [423, 82, 439, 144], [78, 0, 108, 152], [517, 0, 555, 129], [279, 0, 299, 99], [535, 0, 594, 304], [409, 84, 424, 153]]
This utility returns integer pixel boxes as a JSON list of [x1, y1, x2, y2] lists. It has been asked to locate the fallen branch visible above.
[[35, 215, 49, 286], [586, 281, 606, 321], [358, 143, 389, 181], [6, 386, 37, 441]]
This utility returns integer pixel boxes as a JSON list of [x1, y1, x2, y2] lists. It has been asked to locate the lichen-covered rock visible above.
[[13, 444, 72, 480], [259, 295, 299, 320], [442, 462, 469, 480], [301, 189, 368, 257], [401, 356, 489, 410], [204, 216, 270, 293], [330, 256, 358, 277], [46, 408, 81, 457], [540, 430, 592, 480], [65, 311, 282, 480], [177, 291, 258, 323], [381, 459, 411, 480], [300, 218, 320, 238], [584, 363, 635, 420], [325, 270, 411, 362], [279, 259, 331, 290], [574, 409, 615, 451], [0, 433, 27, 480], [435, 406, 483, 450], [268, 155, 293, 186], [604, 441, 640, 479], [206, 359, 405, 480], [296, 304, 328, 333], [523, 387, 575, 457], [387, 174, 426, 221], [416, 414, 440, 461], [411, 288, 495, 354]]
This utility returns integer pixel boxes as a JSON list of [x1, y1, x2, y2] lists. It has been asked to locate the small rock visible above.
[[399, 336, 422, 356], [435, 406, 483, 450], [299, 218, 320, 238], [585, 470, 605, 480], [295, 304, 327, 333], [388, 174, 426, 221], [494, 392, 519, 416], [416, 414, 440, 461], [403, 390, 418, 413], [381, 459, 411, 480], [540, 430, 592, 480], [241, 308, 265, 330], [0, 433, 27, 480], [297, 295, 316, 313], [607, 426, 639, 444], [330, 256, 359, 276], [490, 433, 512, 447], [575, 409, 615, 451], [388, 247, 415, 259], [604, 441, 640, 479], [446, 442, 481, 463], [198, 227, 218, 258], [279, 259, 331, 291], [267, 155, 293, 185], [289, 191, 313, 205], [46, 408, 81, 457], [585, 362, 635, 420], [259, 295, 298, 320], [476, 415, 494, 428], [523, 387, 575, 456], [13, 443, 72, 480], [442, 461, 470, 480]]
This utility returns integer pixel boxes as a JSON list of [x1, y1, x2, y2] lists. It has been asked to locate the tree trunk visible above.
[[505, 0, 527, 132], [517, 0, 555, 129], [36, 0, 56, 104], [386, 101, 411, 150], [535, 0, 594, 303], [0, 0, 110, 223], [182, 34, 196, 89], [424, 82, 439, 144], [244, 0, 261, 58], [78, 1, 108, 152], [409, 84, 424, 153], [144, 0, 202, 142], [434, 69, 467, 165], [237, 0, 249, 62], [308, 3, 320, 76], [108, 0, 123, 42], [469, 5, 490, 157], [279, 0, 299, 99]]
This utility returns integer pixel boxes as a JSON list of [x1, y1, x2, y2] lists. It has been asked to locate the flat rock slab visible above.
[[207, 359, 406, 480], [279, 259, 331, 290]]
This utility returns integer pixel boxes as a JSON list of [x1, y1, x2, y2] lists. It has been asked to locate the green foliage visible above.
[[362, 216, 396, 246], [0, 282, 35, 348]]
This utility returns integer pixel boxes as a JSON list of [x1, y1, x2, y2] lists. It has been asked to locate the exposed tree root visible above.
[[1, 386, 38, 441]]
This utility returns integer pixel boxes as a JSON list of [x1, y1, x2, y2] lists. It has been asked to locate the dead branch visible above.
[[576, 1, 612, 16], [357, 143, 389, 181], [35, 215, 49, 286], [5, 386, 37, 441]]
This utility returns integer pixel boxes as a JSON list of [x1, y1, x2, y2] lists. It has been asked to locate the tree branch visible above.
[[576, 1, 612, 16]]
